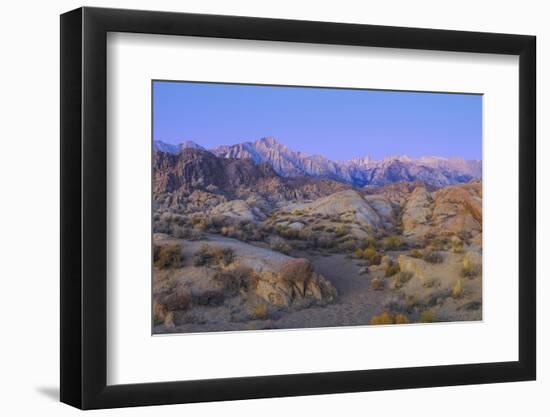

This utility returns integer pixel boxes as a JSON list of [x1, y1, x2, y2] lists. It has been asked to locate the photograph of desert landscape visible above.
[[152, 81, 482, 334]]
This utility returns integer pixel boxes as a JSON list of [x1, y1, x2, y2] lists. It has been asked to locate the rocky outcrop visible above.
[[398, 182, 482, 239], [254, 266, 337, 307], [300, 190, 383, 228], [431, 181, 482, 236], [210, 199, 267, 222], [402, 186, 433, 235]]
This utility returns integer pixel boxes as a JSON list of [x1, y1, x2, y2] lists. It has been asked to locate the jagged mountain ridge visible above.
[[153, 148, 349, 203], [154, 137, 481, 188]]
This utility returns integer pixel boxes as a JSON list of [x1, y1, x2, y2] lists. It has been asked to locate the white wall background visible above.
[[0, 0, 545, 415]]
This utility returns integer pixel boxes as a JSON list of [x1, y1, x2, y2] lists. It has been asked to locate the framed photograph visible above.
[[60, 6, 536, 409]]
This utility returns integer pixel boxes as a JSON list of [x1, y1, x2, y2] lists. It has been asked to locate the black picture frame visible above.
[[60, 6, 536, 410]]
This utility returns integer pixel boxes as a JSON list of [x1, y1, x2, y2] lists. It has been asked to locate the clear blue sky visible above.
[[153, 81, 482, 161]]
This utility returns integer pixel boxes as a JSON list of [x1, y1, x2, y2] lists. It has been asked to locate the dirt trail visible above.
[[271, 253, 388, 329]]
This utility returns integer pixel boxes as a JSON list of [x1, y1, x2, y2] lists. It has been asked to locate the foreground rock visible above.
[[153, 234, 338, 329]]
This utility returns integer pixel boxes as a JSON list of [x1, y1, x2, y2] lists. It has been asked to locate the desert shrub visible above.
[[291, 209, 305, 216], [280, 258, 313, 284], [369, 311, 394, 325], [354, 248, 364, 259], [383, 295, 407, 313], [153, 301, 167, 325], [451, 239, 465, 254], [171, 224, 203, 240], [153, 219, 171, 234], [193, 244, 234, 267], [419, 309, 435, 323], [363, 247, 382, 266], [279, 228, 301, 240], [428, 237, 448, 250], [393, 271, 413, 288], [371, 277, 385, 291], [338, 239, 358, 252], [156, 289, 192, 311], [409, 249, 423, 259], [212, 247, 234, 266], [361, 237, 378, 249], [384, 262, 401, 277], [457, 230, 472, 243], [381, 235, 404, 251], [423, 250, 444, 264], [451, 279, 464, 299], [422, 277, 439, 288], [214, 267, 258, 294], [269, 236, 292, 254], [394, 314, 410, 324], [312, 225, 325, 232], [154, 243, 184, 269], [369, 311, 409, 325], [250, 303, 269, 320], [193, 290, 225, 306], [461, 256, 481, 278], [193, 244, 213, 266], [205, 215, 228, 232], [163, 311, 175, 328], [335, 225, 348, 237], [316, 235, 336, 249]]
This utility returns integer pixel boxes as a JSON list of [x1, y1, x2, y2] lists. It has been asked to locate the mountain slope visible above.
[[156, 137, 481, 188], [153, 148, 349, 203]]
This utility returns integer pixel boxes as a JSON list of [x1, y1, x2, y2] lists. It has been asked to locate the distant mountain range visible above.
[[153, 137, 481, 188]]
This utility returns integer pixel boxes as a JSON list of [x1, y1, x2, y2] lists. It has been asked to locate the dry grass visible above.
[[409, 249, 423, 259]]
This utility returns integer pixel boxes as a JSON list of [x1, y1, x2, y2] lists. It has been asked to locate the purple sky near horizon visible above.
[[153, 81, 482, 161]]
